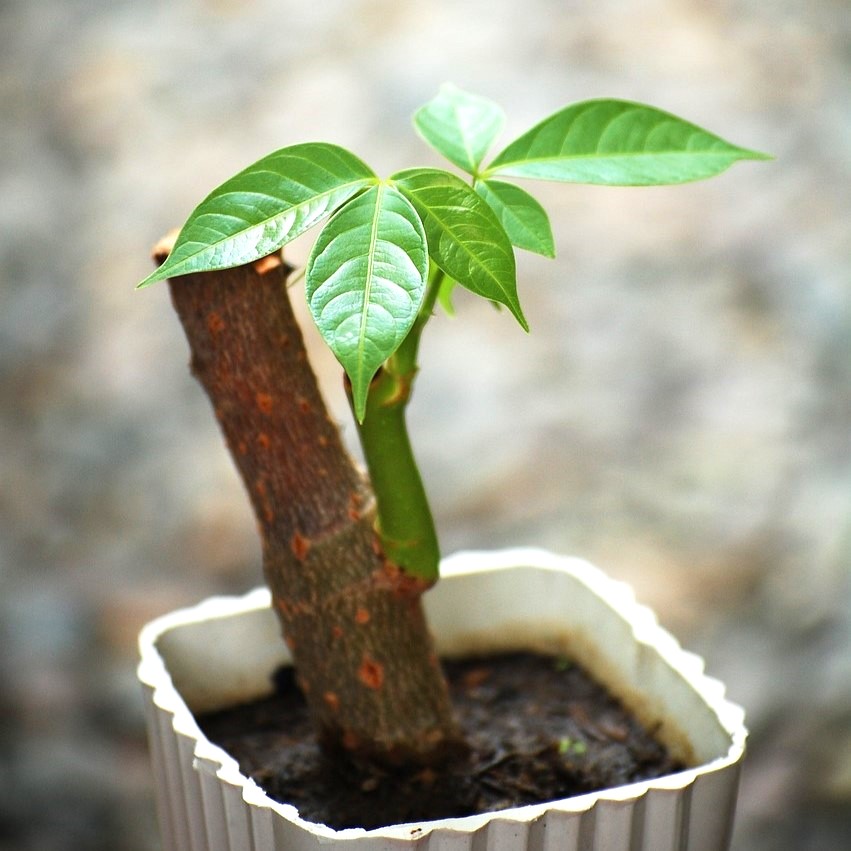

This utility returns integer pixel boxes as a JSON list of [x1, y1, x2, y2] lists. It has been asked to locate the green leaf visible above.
[[138, 143, 376, 287], [306, 184, 428, 422], [475, 179, 555, 257], [485, 99, 771, 186], [414, 84, 505, 176], [392, 168, 527, 330]]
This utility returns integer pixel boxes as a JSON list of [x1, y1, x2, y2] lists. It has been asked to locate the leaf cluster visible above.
[[139, 85, 768, 421]]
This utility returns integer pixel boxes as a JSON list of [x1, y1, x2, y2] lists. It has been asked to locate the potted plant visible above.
[[136, 85, 768, 850]]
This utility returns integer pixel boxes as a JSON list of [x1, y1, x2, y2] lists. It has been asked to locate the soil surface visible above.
[[198, 651, 684, 830]]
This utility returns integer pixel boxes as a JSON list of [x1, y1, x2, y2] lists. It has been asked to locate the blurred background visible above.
[[1, 0, 849, 848]]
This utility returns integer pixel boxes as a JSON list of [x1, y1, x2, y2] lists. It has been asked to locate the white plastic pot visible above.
[[138, 548, 746, 851]]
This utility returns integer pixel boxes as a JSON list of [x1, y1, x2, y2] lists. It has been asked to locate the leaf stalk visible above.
[[349, 264, 446, 581]]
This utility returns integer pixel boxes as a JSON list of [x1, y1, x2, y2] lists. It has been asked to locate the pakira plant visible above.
[[139, 85, 768, 770]]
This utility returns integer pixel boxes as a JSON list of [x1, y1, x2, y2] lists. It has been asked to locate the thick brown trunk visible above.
[[153, 237, 460, 765]]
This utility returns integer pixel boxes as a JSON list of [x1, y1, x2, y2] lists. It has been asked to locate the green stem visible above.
[[392, 263, 444, 376], [350, 265, 446, 581]]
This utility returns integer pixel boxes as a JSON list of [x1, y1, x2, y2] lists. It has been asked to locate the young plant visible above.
[[140, 85, 767, 766]]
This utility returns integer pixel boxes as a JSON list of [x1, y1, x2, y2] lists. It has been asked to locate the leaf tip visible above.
[[352, 386, 368, 424], [745, 148, 774, 162], [513, 305, 530, 333], [135, 270, 164, 290]]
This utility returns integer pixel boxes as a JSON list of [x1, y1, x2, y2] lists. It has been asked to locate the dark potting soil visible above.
[[197, 651, 684, 831]]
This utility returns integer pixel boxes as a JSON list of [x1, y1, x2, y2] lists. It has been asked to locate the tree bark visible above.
[[153, 237, 460, 765]]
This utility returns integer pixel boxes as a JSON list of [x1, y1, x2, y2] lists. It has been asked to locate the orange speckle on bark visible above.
[[253, 254, 282, 276], [255, 479, 267, 497], [291, 532, 311, 561], [354, 608, 371, 625], [264, 505, 275, 523], [206, 312, 226, 334], [342, 730, 360, 751], [297, 396, 312, 414], [255, 392, 274, 414], [237, 441, 248, 455], [382, 560, 400, 578], [297, 675, 311, 694], [331, 625, 344, 640], [348, 492, 363, 519], [374, 562, 432, 599], [318, 435, 329, 447], [257, 432, 271, 449], [323, 692, 340, 713], [357, 656, 385, 690]]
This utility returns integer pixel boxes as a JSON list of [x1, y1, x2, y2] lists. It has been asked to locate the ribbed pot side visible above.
[[138, 549, 747, 851]]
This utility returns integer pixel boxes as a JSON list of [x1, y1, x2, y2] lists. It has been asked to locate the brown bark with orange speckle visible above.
[[154, 238, 460, 766]]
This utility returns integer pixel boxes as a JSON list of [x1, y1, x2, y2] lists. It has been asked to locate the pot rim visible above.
[[138, 547, 747, 841]]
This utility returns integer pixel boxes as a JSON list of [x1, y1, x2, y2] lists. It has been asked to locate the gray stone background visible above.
[[1, 0, 849, 848]]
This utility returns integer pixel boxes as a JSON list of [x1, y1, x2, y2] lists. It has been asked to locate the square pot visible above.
[[138, 548, 746, 851]]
